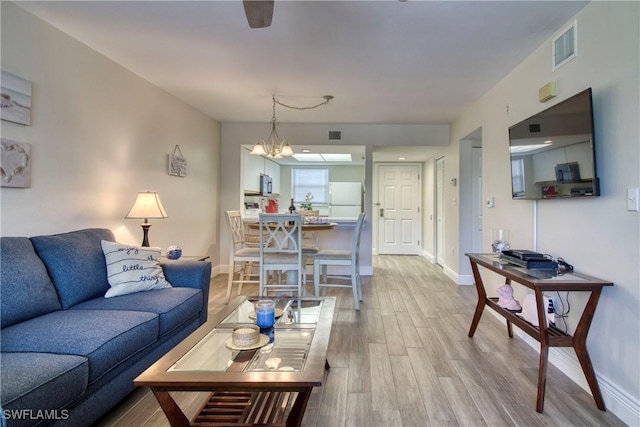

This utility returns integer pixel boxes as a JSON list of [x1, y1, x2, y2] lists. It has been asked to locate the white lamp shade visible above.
[[125, 192, 168, 219], [280, 144, 294, 156], [250, 143, 267, 156]]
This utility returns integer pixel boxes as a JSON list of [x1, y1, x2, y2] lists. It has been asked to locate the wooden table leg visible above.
[[535, 288, 550, 413], [573, 289, 606, 410], [151, 389, 190, 427], [468, 261, 487, 337], [536, 344, 550, 413], [504, 278, 514, 338], [287, 388, 313, 427]]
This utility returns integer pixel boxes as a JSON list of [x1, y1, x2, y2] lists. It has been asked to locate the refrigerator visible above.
[[329, 182, 363, 218]]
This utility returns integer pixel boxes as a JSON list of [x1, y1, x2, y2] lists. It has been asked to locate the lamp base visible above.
[[140, 223, 151, 247]]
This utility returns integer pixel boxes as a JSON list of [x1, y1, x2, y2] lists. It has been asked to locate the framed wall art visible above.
[[1, 71, 32, 126], [168, 144, 187, 177], [1, 138, 31, 188]]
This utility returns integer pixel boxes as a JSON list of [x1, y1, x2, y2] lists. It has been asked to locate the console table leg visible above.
[[574, 289, 606, 410], [506, 320, 513, 338], [536, 344, 549, 413], [468, 261, 486, 337]]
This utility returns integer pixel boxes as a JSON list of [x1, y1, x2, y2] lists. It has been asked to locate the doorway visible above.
[[458, 129, 483, 283], [434, 157, 445, 265], [376, 164, 421, 255]]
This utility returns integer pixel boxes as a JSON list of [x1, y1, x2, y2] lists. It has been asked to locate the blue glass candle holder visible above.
[[255, 300, 275, 329]]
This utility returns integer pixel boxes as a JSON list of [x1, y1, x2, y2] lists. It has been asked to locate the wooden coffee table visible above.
[[134, 296, 335, 427]]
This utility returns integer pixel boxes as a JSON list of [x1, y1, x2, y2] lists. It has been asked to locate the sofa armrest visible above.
[[161, 261, 211, 324]]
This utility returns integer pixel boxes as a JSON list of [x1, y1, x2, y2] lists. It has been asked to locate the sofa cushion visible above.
[[0, 310, 158, 383], [101, 240, 172, 298], [30, 228, 114, 309], [1, 352, 88, 421], [1, 237, 62, 328], [71, 287, 202, 337]]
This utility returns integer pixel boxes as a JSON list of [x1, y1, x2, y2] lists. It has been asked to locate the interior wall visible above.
[[0, 3, 221, 265], [449, 2, 639, 423]]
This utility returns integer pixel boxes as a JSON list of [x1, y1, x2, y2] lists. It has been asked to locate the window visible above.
[[291, 169, 329, 204], [511, 159, 525, 196]]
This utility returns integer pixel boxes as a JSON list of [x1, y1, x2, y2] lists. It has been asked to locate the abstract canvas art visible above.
[[1, 138, 31, 188], [1, 71, 32, 126]]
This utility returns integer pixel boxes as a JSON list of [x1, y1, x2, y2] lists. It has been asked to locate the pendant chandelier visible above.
[[251, 95, 333, 159]]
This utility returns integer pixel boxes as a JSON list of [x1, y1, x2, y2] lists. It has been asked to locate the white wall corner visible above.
[[456, 274, 475, 286], [212, 264, 225, 278], [422, 249, 434, 262], [442, 264, 458, 283]]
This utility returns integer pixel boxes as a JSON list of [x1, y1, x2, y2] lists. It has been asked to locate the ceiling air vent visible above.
[[328, 130, 342, 141]]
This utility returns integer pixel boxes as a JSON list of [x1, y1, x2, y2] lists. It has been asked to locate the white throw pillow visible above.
[[101, 240, 172, 298]]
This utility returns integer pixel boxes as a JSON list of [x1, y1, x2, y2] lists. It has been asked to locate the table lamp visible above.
[[125, 191, 168, 247]]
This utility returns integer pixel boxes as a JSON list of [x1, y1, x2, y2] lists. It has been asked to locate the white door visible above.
[[435, 157, 445, 265], [377, 164, 421, 255]]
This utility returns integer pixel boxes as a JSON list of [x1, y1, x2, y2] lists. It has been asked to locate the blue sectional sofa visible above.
[[0, 228, 212, 427]]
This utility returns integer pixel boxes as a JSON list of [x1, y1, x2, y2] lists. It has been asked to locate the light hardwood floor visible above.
[[95, 256, 625, 427]]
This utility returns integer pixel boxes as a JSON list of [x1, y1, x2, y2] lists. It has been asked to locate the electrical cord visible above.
[[542, 254, 574, 273], [552, 290, 571, 333], [557, 257, 574, 272]]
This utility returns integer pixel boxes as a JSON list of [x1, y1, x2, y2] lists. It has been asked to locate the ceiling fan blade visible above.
[[243, 0, 274, 29]]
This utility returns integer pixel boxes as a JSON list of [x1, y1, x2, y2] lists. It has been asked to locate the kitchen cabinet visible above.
[[264, 159, 281, 195], [243, 149, 281, 194], [243, 149, 265, 193]]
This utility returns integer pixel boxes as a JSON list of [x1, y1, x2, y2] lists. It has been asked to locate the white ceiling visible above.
[[17, 1, 588, 126]]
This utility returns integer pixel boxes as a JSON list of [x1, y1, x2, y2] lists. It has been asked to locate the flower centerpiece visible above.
[[300, 192, 314, 210]]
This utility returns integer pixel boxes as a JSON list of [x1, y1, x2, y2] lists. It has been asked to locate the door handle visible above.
[[379, 208, 384, 217]]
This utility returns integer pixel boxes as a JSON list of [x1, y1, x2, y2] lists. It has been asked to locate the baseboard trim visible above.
[[422, 249, 434, 263], [441, 263, 474, 286], [486, 309, 640, 426], [211, 264, 223, 278]]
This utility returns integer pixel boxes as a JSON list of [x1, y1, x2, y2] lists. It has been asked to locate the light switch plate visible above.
[[627, 188, 639, 211]]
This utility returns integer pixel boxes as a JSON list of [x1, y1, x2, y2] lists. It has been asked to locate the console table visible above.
[[466, 253, 613, 413]]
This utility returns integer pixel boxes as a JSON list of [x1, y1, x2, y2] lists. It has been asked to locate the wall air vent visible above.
[[328, 130, 342, 141], [553, 20, 577, 71], [529, 124, 541, 133]]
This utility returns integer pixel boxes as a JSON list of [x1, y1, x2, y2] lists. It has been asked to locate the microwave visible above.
[[260, 175, 272, 196]]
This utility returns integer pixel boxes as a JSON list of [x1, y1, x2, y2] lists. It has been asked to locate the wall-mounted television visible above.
[[508, 88, 599, 200]]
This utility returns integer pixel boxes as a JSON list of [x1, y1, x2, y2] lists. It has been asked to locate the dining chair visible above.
[[313, 212, 365, 310], [225, 210, 260, 303], [299, 209, 320, 244], [258, 213, 304, 297], [298, 210, 320, 291]]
